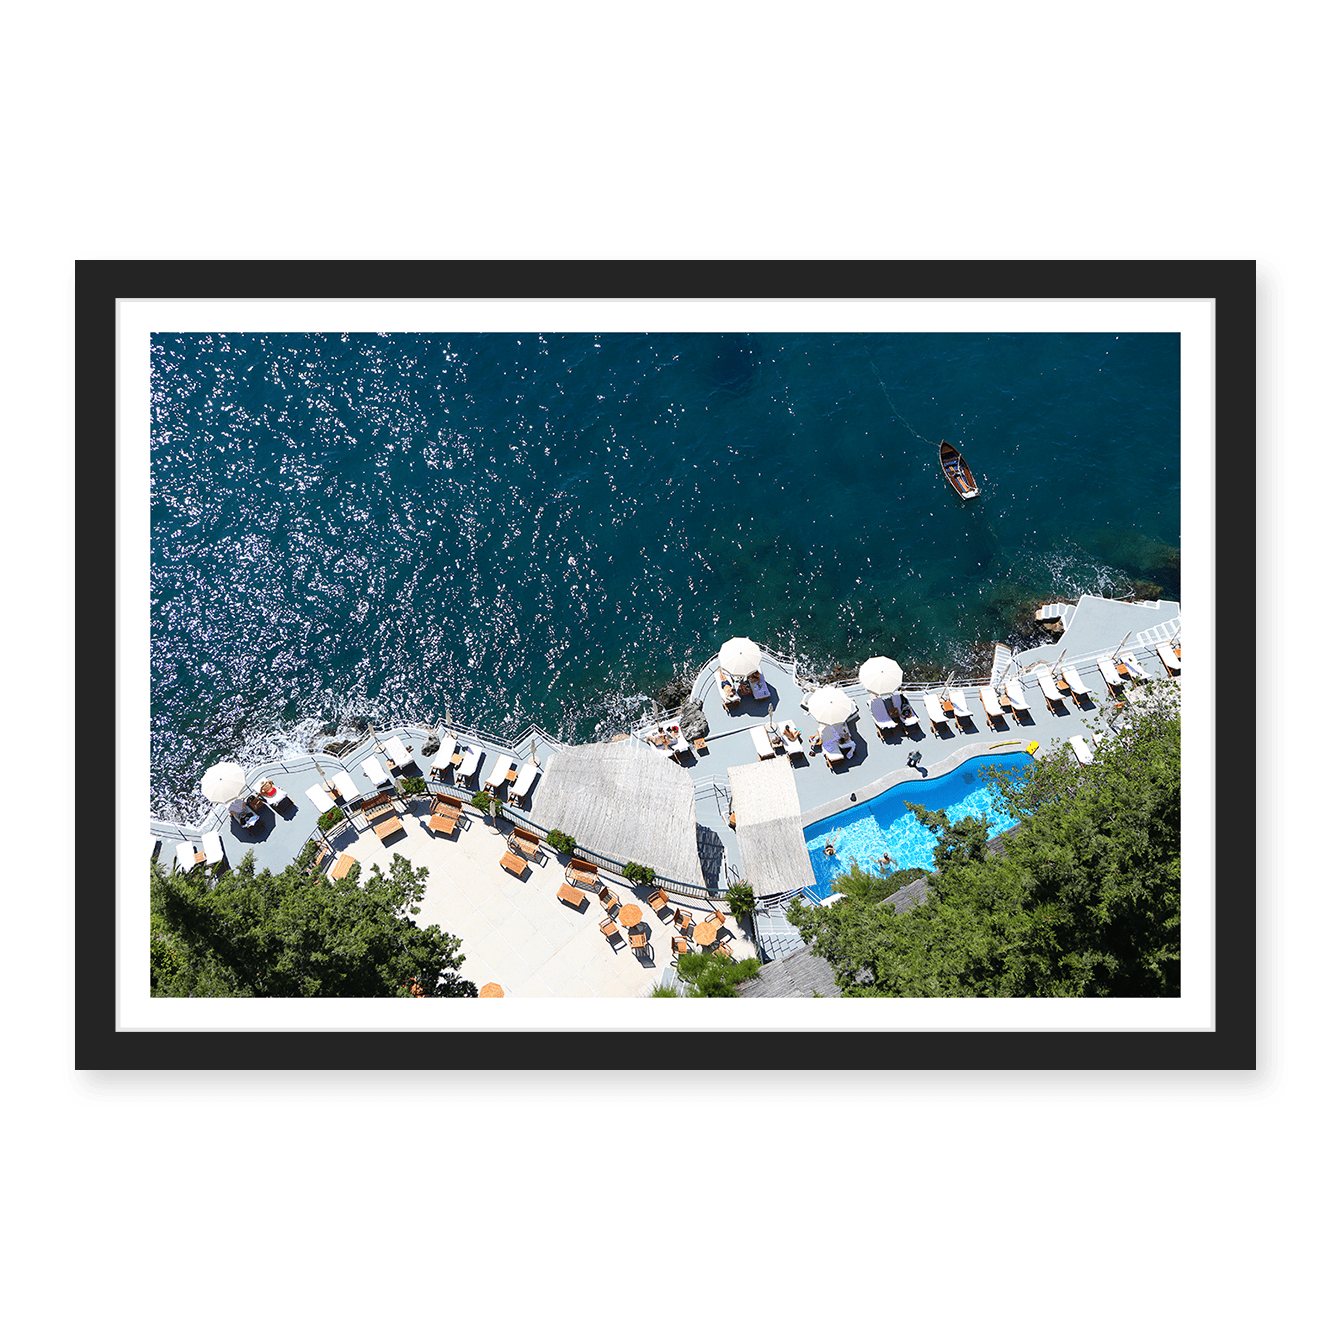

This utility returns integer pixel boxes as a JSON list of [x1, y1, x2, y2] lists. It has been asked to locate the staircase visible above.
[[990, 643, 1013, 688]]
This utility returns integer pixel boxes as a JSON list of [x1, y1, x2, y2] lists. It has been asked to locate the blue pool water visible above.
[[802, 752, 1033, 900]]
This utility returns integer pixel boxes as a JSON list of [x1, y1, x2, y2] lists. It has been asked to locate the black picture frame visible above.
[[67, 254, 1282, 1106]]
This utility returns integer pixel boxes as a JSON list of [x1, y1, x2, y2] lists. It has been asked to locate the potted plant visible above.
[[546, 828, 577, 856], [726, 879, 756, 921]]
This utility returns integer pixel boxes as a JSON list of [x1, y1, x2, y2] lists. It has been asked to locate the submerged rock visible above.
[[656, 677, 691, 710]]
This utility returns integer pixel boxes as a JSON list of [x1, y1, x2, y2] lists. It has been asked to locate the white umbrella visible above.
[[858, 656, 903, 697], [807, 686, 855, 725], [719, 636, 761, 675], [201, 761, 246, 804]]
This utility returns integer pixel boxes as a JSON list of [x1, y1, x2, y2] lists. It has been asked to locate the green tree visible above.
[[150, 844, 477, 997], [788, 681, 1181, 998], [675, 950, 762, 997]]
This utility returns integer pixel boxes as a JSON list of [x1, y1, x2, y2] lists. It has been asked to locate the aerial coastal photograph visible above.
[[148, 330, 1182, 1001]]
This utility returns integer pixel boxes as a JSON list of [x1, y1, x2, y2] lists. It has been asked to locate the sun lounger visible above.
[[1069, 735, 1095, 766], [510, 762, 540, 807], [456, 746, 483, 786], [923, 692, 949, 736], [384, 736, 412, 770], [483, 753, 517, 791], [1035, 666, 1062, 711], [1004, 679, 1030, 715], [750, 725, 777, 760], [750, 674, 770, 699], [202, 830, 225, 867], [174, 842, 202, 873], [1118, 652, 1148, 680], [979, 686, 1004, 729], [822, 726, 848, 767], [430, 736, 459, 774], [362, 757, 392, 788], [948, 688, 973, 722], [228, 798, 260, 829], [331, 771, 361, 802], [1098, 657, 1122, 691], [715, 670, 739, 711], [778, 722, 805, 759], [1061, 664, 1090, 700], [1156, 643, 1182, 676], [869, 696, 898, 739]]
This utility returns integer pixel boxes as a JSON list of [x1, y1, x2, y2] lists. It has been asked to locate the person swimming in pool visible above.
[[823, 831, 841, 857]]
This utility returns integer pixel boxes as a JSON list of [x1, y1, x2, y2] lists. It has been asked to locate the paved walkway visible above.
[[322, 800, 758, 998]]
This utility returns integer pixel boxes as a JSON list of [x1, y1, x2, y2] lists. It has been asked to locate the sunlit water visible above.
[[150, 332, 1179, 819]]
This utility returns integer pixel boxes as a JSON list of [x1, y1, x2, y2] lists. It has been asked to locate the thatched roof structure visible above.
[[530, 740, 705, 887], [727, 758, 816, 899]]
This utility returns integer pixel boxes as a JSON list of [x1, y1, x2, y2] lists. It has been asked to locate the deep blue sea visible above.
[[150, 331, 1179, 819]]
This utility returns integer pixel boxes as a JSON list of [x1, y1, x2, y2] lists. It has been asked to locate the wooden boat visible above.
[[939, 441, 979, 499]]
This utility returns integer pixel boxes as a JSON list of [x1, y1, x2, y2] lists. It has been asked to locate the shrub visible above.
[[546, 829, 577, 855], [623, 861, 656, 888], [400, 776, 426, 796], [470, 790, 493, 815], [675, 951, 762, 997], [726, 879, 756, 918], [317, 806, 345, 832], [648, 982, 681, 997]]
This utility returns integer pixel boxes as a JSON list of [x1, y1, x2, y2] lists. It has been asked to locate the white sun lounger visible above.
[[384, 736, 412, 770], [456, 746, 483, 785], [1004, 678, 1030, 714], [1061, 664, 1090, 700], [869, 696, 899, 738], [750, 674, 770, 699], [1035, 666, 1062, 710], [923, 692, 949, 735], [1069, 735, 1095, 766], [948, 688, 973, 720], [332, 771, 361, 802], [750, 726, 777, 760], [1119, 652, 1148, 679], [174, 842, 200, 874], [979, 686, 1004, 729], [202, 830, 225, 866], [778, 723, 805, 758], [1156, 643, 1182, 675], [430, 736, 459, 773], [510, 762, 540, 806], [305, 783, 336, 814], [484, 754, 517, 789], [1098, 657, 1121, 690], [362, 757, 392, 788]]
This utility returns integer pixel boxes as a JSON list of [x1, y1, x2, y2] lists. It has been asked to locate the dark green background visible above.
[[36, 0, 1303, 1324]]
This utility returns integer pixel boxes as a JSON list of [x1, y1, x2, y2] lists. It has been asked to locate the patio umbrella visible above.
[[530, 736, 539, 765], [201, 761, 246, 804], [806, 686, 855, 725], [858, 656, 903, 697], [719, 636, 761, 676]]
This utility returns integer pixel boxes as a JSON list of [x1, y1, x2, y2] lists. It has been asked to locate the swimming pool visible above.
[[802, 752, 1032, 901]]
